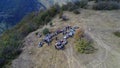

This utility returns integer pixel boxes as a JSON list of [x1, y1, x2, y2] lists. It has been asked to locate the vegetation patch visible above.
[[93, 1, 120, 10], [43, 28, 50, 35], [74, 29, 96, 54], [113, 31, 120, 37], [76, 0, 88, 8], [75, 38, 96, 54], [35, 32, 39, 35], [61, 0, 88, 11], [49, 22, 53, 27], [73, 9, 81, 14]]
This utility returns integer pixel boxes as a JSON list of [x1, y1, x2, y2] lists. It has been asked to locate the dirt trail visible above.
[[64, 39, 85, 68], [12, 9, 120, 68]]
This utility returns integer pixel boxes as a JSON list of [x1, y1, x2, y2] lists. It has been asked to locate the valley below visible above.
[[0, 0, 78, 34]]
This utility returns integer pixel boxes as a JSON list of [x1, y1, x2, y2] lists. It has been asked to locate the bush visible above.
[[93, 1, 120, 10], [68, 4, 79, 11], [39, 11, 49, 22], [61, 2, 75, 11], [49, 22, 53, 26], [75, 0, 88, 8], [74, 29, 96, 54], [43, 28, 50, 35], [62, 0, 88, 11], [75, 38, 96, 54], [45, 16, 51, 23], [61, 4, 69, 11], [73, 9, 81, 14], [114, 31, 120, 37], [35, 32, 39, 35], [48, 5, 60, 17]]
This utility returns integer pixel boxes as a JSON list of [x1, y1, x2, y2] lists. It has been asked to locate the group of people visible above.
[[38, 25, 79, 50]]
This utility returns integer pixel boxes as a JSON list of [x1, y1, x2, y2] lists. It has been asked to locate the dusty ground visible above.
[[12, 9, 120, 68]]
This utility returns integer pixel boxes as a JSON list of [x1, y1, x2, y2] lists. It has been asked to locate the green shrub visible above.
[[49, 22, 53, 26], [43, 28, 50, 35], [93, 1, 120, 10], [75, 38, 96, 54], [62, 0, 88, 11], [61, 5, 68, 11], [73, 9, 81, 14], [75, 0, 88, 8], [61, 2, 73, 11], [45, 16, 51, 23], [48, 5, 60, 17], [38, 11, 50, 22], [69, 5, 79, 11], [67, 2, 79, 11], [114, 31, 120, 37], [79, 0, 88, 8], [35, 32, 39, 35]]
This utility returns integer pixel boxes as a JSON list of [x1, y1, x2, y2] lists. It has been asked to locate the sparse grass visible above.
[[113, 31, 120, 37]]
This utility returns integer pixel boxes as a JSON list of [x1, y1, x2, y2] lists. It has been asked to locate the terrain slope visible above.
[[12, 9, 120, 68]]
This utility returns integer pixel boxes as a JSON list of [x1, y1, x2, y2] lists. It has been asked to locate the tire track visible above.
[[64, 39, 86, 68], [85, 29, 120, 68]]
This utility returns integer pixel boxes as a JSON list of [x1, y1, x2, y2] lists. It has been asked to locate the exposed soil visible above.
[[12, 9, 120, 68]]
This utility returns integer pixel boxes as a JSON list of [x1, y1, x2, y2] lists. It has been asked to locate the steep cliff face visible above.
[[0, 0, 44, 34], [38, 0, 80, 8], [0, 0, 80, 34]]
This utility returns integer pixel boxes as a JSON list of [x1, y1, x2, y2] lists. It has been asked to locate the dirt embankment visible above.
[[12, 9, 120, 68]]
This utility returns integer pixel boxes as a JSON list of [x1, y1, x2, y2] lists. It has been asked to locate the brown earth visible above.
[[12, 9, 120, 68]]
